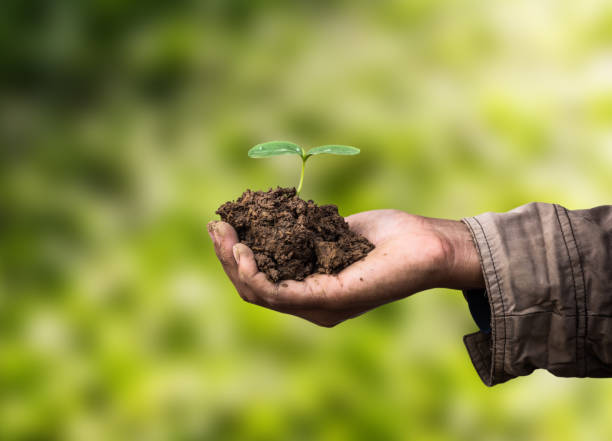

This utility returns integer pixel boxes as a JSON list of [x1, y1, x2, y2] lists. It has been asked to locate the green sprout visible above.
[[247, 141, 360, 196]]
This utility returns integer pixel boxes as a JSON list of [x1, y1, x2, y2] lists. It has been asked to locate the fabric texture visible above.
[[461, 203, 612, 386]]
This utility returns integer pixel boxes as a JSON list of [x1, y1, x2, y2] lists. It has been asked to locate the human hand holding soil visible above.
[[208, 209, 484, 327]]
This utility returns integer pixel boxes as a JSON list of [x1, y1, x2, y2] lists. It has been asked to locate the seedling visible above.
[[247, 141, 360, 196]]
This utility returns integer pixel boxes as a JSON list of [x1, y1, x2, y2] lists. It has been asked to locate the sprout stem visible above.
[[297, 156, 307, 196]]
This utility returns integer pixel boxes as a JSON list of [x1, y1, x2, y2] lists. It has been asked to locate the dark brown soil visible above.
[[215, 187, 374, 282]]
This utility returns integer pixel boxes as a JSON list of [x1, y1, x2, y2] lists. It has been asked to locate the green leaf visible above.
[[306, 145, 360, 157], [248, 141, 304, 158]]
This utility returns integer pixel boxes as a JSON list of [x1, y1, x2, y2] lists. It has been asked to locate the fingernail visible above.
[[215, 222, 228, 239], [233, 245, 241, 264], [207, 221, 218, 244]]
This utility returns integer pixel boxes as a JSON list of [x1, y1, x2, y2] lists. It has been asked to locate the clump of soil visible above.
[[216, 187, 374, 282]]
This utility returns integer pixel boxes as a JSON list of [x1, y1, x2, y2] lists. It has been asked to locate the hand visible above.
[[208, 210, 483, 327]]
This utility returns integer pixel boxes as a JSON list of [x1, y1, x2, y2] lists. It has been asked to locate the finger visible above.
[[273, 249, 392, 311], [228, 231, 372, 311], [232, 242, 381, 316], [344, 212, 372, 236], [208, 221, 257, 303], [232, 243, 281, 305], [296, 256, 386, 310], [346, 209, 408, 245], [208, 221, 239, 278], [270, 274, 344, 309], [231, 245, 336, 309], [234, 242, 259, 281], [231, 243, 274, 304]]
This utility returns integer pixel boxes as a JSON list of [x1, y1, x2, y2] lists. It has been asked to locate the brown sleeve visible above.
[[461, 202, 612, 386]]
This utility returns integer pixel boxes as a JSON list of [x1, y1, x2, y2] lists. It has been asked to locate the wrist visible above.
[[433, 219, 485, 290]]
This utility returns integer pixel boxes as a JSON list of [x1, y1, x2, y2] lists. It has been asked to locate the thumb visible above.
[[233, 243, 259, 280], [233, 243, 280, 303]]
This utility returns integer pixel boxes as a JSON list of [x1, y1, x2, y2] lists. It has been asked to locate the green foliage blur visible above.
[[2, 0, 612, 440]]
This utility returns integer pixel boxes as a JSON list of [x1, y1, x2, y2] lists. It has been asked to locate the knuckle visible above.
[[257, 284, 281, 307], [234, 285, 259, 305], [242, 291, 257, 303], [218, 252, 235, 267], [262, 295, 276, 308], [260, 284, 279, 307], [235, 289, 249, 302], [239, 269, 260, 287], [240, 276, 272, 303], [237, 270, 247, 284]]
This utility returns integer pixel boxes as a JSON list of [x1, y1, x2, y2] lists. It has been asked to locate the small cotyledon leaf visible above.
[[248, 141, 304, 158], [306, 145, 360, 157], [248, 141, 360, 196]]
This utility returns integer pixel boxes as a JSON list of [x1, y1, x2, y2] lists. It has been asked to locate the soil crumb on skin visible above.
[[215, 187, 374, 282]]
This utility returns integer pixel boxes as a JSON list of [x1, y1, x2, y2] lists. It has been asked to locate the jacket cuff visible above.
[[460, 203, 587, 386], [461, 214, 515, 386]]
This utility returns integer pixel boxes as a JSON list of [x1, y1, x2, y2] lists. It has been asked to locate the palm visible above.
[[209, 209, 449, 327]]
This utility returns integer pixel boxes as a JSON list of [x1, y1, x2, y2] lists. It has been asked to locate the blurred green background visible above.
[[1, 0, 612, 440]]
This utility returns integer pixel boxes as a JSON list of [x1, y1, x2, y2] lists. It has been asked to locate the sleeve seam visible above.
[[473, 216, 507, 383], [553, 204, 582, 376], [564, 206, 588, 376]]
